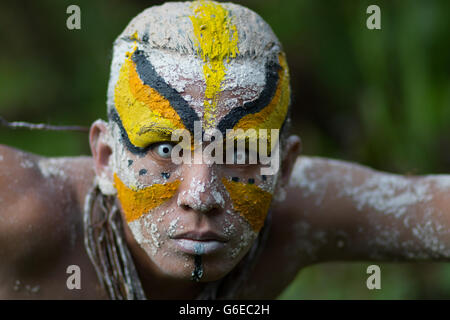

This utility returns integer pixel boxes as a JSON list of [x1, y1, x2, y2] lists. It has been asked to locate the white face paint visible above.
[[100, 83, 280, 283], [145, 50, 266, 123], [99, 0, 289, 285]]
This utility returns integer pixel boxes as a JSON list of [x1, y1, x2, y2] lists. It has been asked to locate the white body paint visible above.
[[289, 156, 450, 260]]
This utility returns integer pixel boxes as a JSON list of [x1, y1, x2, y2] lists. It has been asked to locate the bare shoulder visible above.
[[0, 144, 95, 268]]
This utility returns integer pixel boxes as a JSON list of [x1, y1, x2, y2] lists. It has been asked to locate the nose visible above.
[[177, 164, 224, 214]]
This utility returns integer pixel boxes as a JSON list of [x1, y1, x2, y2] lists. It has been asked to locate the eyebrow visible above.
[[113, 50, 285, 156], [110, 110, 156, 155], [132, 50, 200, 134], [217, 60, 281, 136], [111, 50, 200, 155]]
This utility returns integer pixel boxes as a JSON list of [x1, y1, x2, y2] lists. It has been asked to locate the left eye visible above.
[[234, 149, 248, 164], [154, 143, 173, 158]]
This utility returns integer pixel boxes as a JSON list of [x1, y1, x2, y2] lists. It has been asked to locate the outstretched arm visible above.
[[277, 156, 450, 265]]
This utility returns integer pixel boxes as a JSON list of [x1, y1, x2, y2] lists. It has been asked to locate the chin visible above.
[[142, 246, 236, 282]]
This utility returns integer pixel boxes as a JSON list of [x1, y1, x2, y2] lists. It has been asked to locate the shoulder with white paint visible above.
[[0, 145, 94, 265], [0, 144, 41, 188], [288, 156, 374, 191], [0, 144, 94, 190]]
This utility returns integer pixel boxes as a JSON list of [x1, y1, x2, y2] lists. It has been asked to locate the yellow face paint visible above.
[[222, 178, 273, 232], [114, 53, 186, 148], [190, 0, 239, 129], [114, 173, 181, 222], [229, 53, 290, 150]]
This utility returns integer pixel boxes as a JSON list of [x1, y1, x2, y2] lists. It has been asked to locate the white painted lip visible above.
[[173, 238, 226, 255]]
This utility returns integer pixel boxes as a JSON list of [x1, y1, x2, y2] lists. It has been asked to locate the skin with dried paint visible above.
[[1, 145, 449, 299], [0, 1, 450, 299]]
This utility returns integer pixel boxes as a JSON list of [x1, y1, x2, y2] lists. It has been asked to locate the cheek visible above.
[[221, 177, 273, 233], [128, 213, 162, 256], [114, 173, 180, 223], [116, 175, 182, 259], [112, 157, 182, 258], [223, 213, 258, 260]]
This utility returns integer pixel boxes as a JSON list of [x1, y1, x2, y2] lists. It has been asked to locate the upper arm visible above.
[[274, 156, 450, 266], [0, 145, 43, 258], [0, 144, 38, 217], [0, 145, 70, 266]]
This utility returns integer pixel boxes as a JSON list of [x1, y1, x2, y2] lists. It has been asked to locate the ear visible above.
[[89, 120, 113, 183], [279, 135, 302, 186]]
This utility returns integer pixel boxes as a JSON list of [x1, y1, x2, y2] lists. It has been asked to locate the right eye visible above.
[[153, 143, 174, 159]]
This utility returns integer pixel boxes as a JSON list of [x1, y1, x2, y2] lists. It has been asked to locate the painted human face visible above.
[[108, 0, 290, 281]]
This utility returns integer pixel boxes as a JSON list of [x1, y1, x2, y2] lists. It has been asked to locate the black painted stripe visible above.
[[217, 61, 281, 135], [132, 50, 199, 134], [112, 51, 288, 156]]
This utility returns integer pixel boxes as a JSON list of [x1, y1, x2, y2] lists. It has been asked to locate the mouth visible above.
[[171, 231, 228, 255]]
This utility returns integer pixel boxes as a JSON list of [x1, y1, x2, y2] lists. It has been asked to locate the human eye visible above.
[[150, 142, 175, 160], [223, 140, 258, 166], [234, 148, 248, 164]]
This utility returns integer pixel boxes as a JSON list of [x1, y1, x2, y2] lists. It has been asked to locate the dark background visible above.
[[0, 0, 449, 299]]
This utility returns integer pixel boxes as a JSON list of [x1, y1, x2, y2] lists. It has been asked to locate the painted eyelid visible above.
[[225, 144, 258, 156], [144, 139, 176, 148], [122, 137, 173, 158], [226, 151, 260, 167], [150, 141, 177, 151]]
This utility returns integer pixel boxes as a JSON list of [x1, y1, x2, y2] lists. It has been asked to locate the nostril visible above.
[[177, 191, 222, 214], [180, 204, 191, 211]]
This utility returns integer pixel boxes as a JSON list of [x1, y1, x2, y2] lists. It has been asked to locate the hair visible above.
[[85, 1, 291, 299]]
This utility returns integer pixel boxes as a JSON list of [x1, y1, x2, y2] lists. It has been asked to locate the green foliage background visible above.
[[0, 0, 449, 299]]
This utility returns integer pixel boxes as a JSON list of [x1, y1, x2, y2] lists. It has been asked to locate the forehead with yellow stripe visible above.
[[112, 0, 290, 153]]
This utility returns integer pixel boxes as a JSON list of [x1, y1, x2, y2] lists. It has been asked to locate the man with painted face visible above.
[[0, 1, 449, 299]]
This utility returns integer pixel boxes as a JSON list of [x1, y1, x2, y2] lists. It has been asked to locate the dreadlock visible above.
[[83, 183, 145, 299]]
